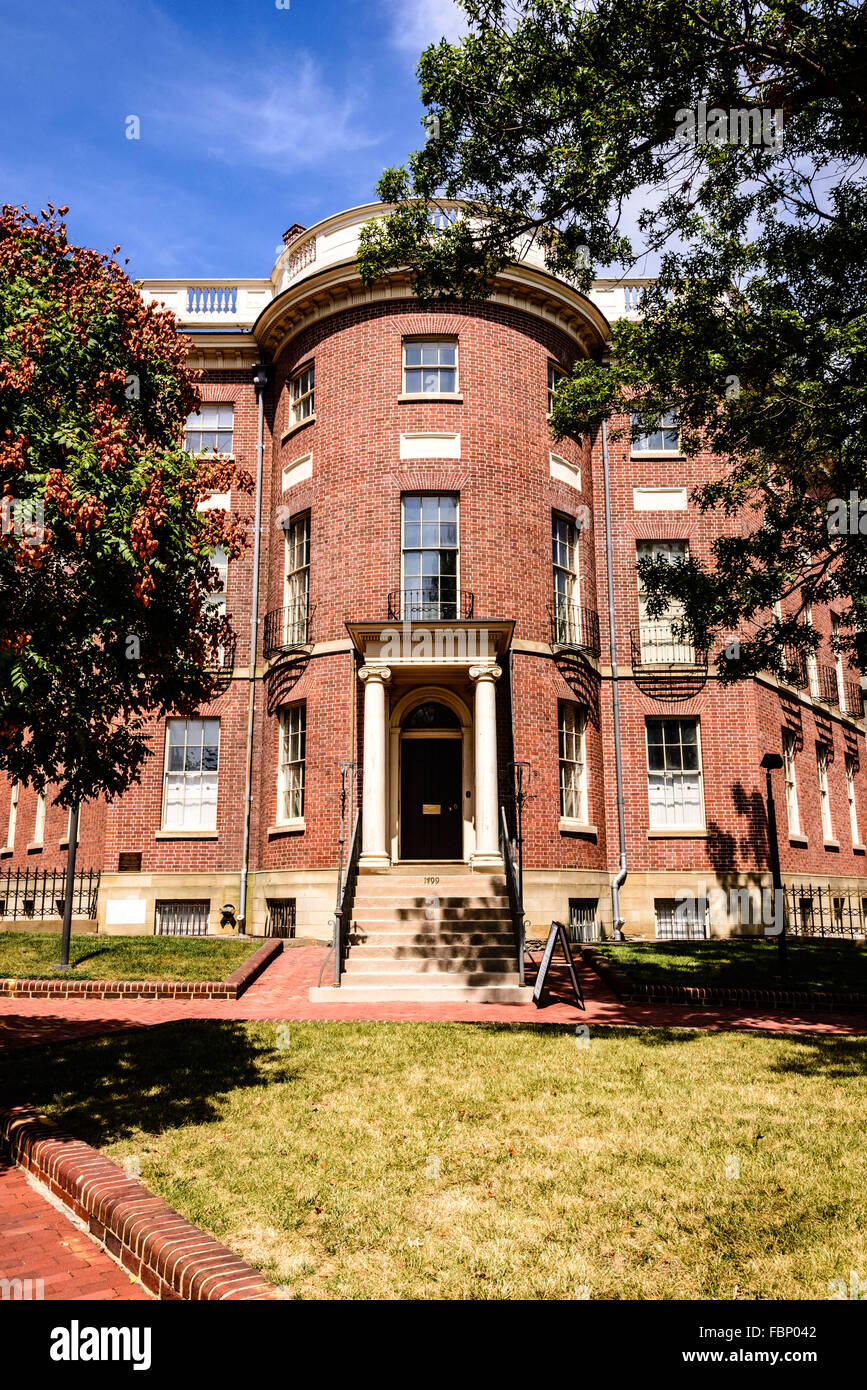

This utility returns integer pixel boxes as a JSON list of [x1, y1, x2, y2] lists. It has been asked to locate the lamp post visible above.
[[760, 751, 788, 982], [506, 760, 531, 908]]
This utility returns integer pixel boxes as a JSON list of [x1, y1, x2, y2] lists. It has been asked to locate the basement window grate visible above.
[[265, 898, 297, 938], [155, 900, 210, 937]]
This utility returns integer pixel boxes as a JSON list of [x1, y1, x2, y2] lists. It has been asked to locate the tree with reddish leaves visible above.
[[0, 204, 252, 958]]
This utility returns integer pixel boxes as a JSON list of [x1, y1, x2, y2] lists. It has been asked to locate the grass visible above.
[[0, 932, 260, 982], [599, 939, 867, 995], [6, 1019, 867, 1300]]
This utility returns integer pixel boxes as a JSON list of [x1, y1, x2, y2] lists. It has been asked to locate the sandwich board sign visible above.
[[532, 920, 585, 1009]]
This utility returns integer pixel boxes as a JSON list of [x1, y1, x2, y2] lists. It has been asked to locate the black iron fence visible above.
[[785, 884, 866, 940], [387, 589, 474, 622], [548, 602, 601, 657], [263, 603, 313, 657], [0, 868, 99, 922]]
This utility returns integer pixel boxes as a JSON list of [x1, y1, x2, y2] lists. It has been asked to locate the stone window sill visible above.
[[854, 843, 866, 854], [646, 827, 708, 839], [26, 842, 44, 853], [59, 838, 79, 850], [281, 415, 315, 443], [558, 818, 597, 836], [630, 451, 685, 461], [789, 834, 809, 846], [397, 393, 463, 404], [824, 839, 840, 850], [268, 819, 306, 837], [154, 830, 219, 840], [0, 846, 12, 858]]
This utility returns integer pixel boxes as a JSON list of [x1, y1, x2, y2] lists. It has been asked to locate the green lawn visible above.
[[6, 1019, 866, 1300], [600, 939, 867, 994], [0, 933, 260, 982]]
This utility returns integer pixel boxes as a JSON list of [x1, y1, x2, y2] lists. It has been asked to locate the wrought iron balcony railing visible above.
[[387, 589, 474, 622], [815, 664, 841, 705], [548, 602, 601, 657], [263, 603, 313, 657], [630, 621, 707, 669], [845, 680, 864, 718], [779, 645, 809, 690]]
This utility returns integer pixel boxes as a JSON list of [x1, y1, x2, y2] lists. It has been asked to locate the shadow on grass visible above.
[[0, 1020, 293, 1148]]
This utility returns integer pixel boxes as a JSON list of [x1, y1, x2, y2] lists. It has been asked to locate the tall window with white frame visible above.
[[631, 408, 680, 453], [547, 362, 565, 414], [782, 729, 801, 836], [283, 514, 310, 644], [184, 405, 234, 454], [816, 742, 834, 842], [401, 494, 458, 620], [163, 719, 220, 831], [646, 719, 704, 829], [804, 603, 820, 696], [559, 703, 588, 824], [278, 705, 306, 823], [832, 613, 846, 709], [845, 753, 860, 847], [402, 340, 457, 395], [33, 790, 46, 845], [552, 514, 580, 644], [5, 782, 18, 850], [636, 540, 692, 662], [289, 362, 315, 427]]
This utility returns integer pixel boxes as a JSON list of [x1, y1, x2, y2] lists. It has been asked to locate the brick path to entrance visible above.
[[1, 945, 864, 1301]]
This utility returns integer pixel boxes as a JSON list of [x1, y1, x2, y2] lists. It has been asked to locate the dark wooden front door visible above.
[[400, 738, 462, 859]]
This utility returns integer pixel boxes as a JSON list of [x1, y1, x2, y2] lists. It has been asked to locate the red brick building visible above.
[[2, 201, 866, 965]]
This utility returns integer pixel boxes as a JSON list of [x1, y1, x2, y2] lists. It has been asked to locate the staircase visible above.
[[314, 866, 529, 1003]]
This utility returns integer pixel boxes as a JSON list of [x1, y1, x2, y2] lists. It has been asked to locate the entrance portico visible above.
[[347, 620, 513, 872]]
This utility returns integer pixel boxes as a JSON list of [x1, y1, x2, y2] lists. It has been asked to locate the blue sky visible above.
[[0, 0, 467, 278]]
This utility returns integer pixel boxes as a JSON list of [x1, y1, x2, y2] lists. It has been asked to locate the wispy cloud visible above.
[[154, 52, 381, 171], [381, 0, 468, 56]]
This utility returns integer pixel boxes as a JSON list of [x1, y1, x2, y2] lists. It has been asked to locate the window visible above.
[[207, 546, 228, 622], [637, 540, 692, 662], [33, 791, 46, 845], [283, 514, 310, 644], [163, 719, 220, 830], [816, 743, 833, 841], [403, 340, 457, 395], [655, 897, 707, 941], [401, 494, 458, 619], [646, 719, 704, 828], [552, 514, 580, 641], [290, 362, 315, 426], [265, 898, 297, 938], [559, 704, 588, 823], [548, 363, 566, 414], [278, 705, 306, 823], [184, 404, 234, 455], [5, 782, 18, 850], [846, 753, 860, 845], [804, 604, 819, 696], [782, 729, 801, 835], [832, 614, 846, 709], [632, 408, 679, 453], [155, 900, 210, 937], [569, 898, 600, 943]]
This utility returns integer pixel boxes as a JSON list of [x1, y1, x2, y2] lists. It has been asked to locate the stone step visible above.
[[351, 903, 511, 921], [344, 955, 517, 975], [347, 929, 516, 946], [354, 881, 506, 898], [309, 982, 531, 1004]]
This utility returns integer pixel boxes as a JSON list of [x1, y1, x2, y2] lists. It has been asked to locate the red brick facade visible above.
[[2, 204, 865, 940]]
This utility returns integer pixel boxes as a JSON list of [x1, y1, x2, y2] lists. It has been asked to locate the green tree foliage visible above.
[[359, 0, 867, 677], [0, 204, 253, 804]]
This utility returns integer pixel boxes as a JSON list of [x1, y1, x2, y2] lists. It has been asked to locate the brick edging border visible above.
[[580, 944, 867, 1013], [0, 939, 283, 1001], [0, 1104, 278, 1300]]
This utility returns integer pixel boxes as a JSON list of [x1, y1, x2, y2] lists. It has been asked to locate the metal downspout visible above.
[[238, 362, 268, 934], [601, 416, 627, 939]]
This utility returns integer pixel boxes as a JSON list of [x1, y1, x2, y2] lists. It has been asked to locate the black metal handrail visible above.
[[263, 603, 313, 657], [332, 810, 361, 987], [548, 602, 601, 657], [500, 805, 525, 987], [630, 625, 708, 669], [0, 868, 99, 921], [387, 589, 474, 621]]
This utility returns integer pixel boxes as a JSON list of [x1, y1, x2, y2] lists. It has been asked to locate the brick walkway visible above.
[[0, 1152, 150, 1301], [0, 943, 865, 1048]]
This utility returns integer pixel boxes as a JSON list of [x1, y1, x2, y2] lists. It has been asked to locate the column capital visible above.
[[359, 664, 392, 685], [468, 663, 502, 684]]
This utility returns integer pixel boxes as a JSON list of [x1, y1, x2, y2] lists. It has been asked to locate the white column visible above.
[[359, 665, 391, 869], [469, 664, 503, 869]]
